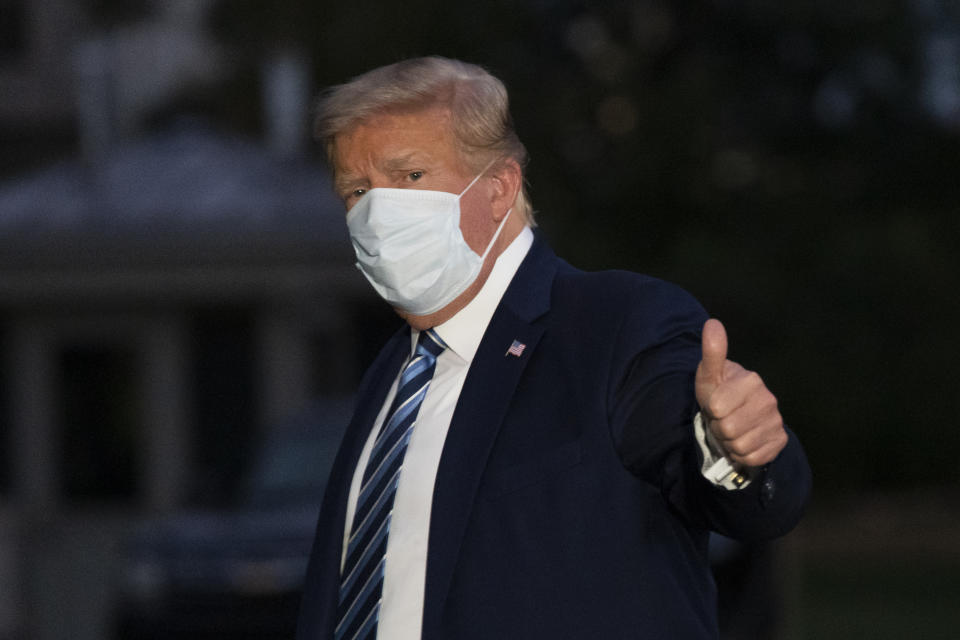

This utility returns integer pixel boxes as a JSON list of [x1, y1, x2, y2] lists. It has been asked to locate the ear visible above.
[[488, 158, 523, 222]]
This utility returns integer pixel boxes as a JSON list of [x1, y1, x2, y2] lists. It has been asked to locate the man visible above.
[[298, 57, 810, 640]]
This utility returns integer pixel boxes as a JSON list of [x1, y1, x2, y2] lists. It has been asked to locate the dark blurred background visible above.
[[1, 0, 958, 639]]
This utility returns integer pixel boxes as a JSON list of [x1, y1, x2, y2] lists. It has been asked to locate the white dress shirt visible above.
[[341, 226, 535, 640], [340, 225, 745, 639]]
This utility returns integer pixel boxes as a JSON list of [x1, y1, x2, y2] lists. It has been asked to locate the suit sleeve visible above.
[[607, 279, 811, 542]]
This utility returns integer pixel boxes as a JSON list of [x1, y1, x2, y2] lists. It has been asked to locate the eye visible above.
[[342, 188, 366, 209], [343, 188, 366, 203], [408, 171, 423, 181]]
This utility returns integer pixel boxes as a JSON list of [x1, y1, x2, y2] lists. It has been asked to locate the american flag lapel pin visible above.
[[505, 339, 526, 357]]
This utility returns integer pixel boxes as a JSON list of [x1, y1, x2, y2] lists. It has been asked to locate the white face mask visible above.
[[346, 165, 511, 316]]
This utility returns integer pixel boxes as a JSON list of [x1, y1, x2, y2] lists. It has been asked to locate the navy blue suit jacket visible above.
[[298, 233, 811, 639]]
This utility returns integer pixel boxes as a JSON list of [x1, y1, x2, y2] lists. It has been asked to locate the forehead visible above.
[[332, 107, 462, 175]]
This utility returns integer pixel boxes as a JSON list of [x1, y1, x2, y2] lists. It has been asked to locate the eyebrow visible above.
[[335, 151, 432, 194], [383, 151, 427, 172], [334, 172, 366, 195]]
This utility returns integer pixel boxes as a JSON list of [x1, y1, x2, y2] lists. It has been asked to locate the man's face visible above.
[[332, 106, 495, 256]]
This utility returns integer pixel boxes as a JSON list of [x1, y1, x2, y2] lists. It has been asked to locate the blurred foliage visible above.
[[202, 0, 960, 494]]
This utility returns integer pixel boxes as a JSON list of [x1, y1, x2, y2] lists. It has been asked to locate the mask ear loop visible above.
[[460, 156, 513, 261], [457, 157, 500, 197], [479, 207, 513, 261]]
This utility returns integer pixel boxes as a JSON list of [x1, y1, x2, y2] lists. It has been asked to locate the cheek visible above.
[[457, 193, 495, 254]]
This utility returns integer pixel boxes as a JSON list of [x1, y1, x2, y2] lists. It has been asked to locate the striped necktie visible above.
[[335, 329, 447, 640]]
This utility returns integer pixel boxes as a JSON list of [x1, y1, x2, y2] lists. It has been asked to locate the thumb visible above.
[[699, 318, 728, 386]]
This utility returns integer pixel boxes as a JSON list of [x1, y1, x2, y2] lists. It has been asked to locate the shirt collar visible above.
[[411, 226, 534, 363]]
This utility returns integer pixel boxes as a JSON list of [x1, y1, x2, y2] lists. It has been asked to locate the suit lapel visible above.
[[422, 234, 557, 639]]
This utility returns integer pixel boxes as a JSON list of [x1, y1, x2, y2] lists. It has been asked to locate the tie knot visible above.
[[417, 329, 447, 359]]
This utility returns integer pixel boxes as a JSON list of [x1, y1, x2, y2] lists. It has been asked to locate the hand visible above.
[[695, 318, 787, 469]]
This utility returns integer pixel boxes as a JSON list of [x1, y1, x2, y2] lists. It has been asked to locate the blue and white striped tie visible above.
[[335, 329, 447, 640]]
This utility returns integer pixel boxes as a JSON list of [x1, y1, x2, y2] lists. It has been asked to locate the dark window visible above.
[[0, 2, 27, 61], [309, 301, 400, 397], [351, 300, 404, 376], [311, 330, 358, 396], [190, 309, 257, 505], [59, 344, 139, 503], [0, 322, 8, 494]]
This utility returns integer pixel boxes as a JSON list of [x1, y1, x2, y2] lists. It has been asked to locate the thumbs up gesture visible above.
[[695, 319, 787, 469]]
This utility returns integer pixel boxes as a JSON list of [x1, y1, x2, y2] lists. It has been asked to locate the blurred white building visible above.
[[0, 3, 387, 639], [0, 0, 224, 135]]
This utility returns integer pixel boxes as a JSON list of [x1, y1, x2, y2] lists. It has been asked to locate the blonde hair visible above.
[[314, 56, 534, 224]]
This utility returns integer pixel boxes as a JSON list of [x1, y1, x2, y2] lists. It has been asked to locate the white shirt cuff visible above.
[[693, 411, 753, 490]]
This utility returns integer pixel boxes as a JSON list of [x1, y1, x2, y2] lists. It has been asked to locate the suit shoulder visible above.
[[554, 264, 705, 319], [549, 265, 707, 354]]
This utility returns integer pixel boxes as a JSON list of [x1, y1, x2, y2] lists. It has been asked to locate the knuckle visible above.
[[762, 389, 777, 409], [715, 418, 737, 439], [776, 430, 789, 449], [742, 452, 762, 467], [707, 398, 725, 419], [767, 393, 780, 416], [743, 449, 768, 467], [724, 437, 743, 455]]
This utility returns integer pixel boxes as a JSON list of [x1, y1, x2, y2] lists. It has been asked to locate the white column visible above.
[[6, 322, 58, 515], [140, 317, 191, 511]]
